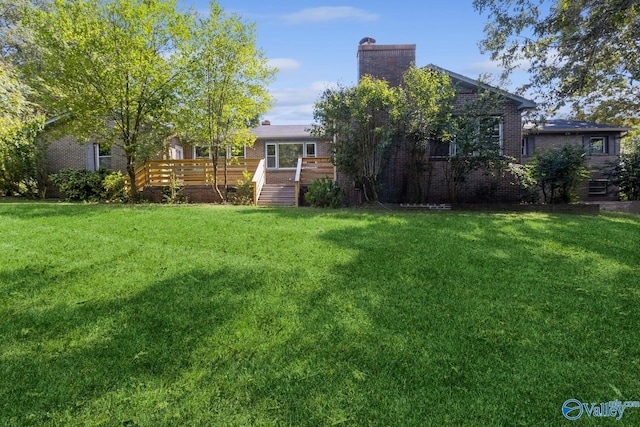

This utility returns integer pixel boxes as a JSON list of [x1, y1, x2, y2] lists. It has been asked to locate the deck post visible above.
[[294, 157, 302, 207]]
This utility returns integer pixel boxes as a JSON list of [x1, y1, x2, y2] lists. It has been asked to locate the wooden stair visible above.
[[257, 184, 296, 207]]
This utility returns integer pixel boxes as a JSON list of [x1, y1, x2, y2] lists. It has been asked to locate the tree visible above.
[[400, 66, 455, 202], [0, 0, 50, 61], [611, 135, 640, 200], [0, 60, 45, 196], [313, 75, 402, 202], [530, 144, 590, 203], [439, 85, 508, 203], [473, 0, 640, 123], [25, 0, 195, 198], [176, 2, 274, 201]]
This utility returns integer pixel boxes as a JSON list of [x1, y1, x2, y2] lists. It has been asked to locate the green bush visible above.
[[0, 119, 48, 198], [530, 144, 590, 204], [610, 138, 640, 200], [304, 177, 342, 208], [228, 170, 254, 205], [50, 168, 122, 202], [102, 171, 128, 202], [508, 162, 540, 203], [161, 172, 186, 204]]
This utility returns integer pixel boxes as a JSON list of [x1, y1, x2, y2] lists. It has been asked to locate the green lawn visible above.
[[1, 202, 639, 426]]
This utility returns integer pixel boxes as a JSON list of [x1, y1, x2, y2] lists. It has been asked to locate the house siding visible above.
[[351, 39, 529, 204], [522, 131, 623, 201], [182, 133, 332, 186], [46, 136, 128, 174]]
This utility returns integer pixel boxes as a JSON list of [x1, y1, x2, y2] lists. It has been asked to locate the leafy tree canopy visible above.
[[0, 61, 45, 196], [474, 0, 640, 125], [313, 75, 402, 202], [175, 2, 275, 199]]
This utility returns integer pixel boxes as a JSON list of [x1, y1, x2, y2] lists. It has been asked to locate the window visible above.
[[228, 145, 245, 159], [430, 139, 455, 157], [265, 142, 316, 169], [484, 117, 504, 156], [586, 136, 609, 154], [193, 146, 211, 159], [430, 117, 503, 158], [522, 136, 535, 157], [94, 144, 111, 170], [193, 145, 246, 159]]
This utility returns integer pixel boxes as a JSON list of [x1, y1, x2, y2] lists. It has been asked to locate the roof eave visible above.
[[423, 64, 536, 110]]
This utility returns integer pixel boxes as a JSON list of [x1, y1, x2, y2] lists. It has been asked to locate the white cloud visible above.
[[265, 81, 340, 125], [268, 58, 301, 71], [465, 59, 504, 75], [282, 7, 378, 25]]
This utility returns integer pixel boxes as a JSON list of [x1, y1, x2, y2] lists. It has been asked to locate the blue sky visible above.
[[184, 1, 528, 125]]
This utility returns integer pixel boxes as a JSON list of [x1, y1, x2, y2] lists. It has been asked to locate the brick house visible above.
[[44, 37, 631, 204], [179, 121, 331, 186], [46, 121, 332, 204], [523, 120, 631, 200], [356, 39, 536, 203]]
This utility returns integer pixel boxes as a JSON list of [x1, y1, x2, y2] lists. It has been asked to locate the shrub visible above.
[[228, 170, 254, 205], [530, 144, 590, 203], [102, 171, 128, 202], [161, 172, 186, 204], [0, 120, 48, 198], [50, 168, 128, 202], [508, 162, 539, 203], [610, 140, 640, 200], [51, 168, 104, 201], [304, 177, 342, 208]]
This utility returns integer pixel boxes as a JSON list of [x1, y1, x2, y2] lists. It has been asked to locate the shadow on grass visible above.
[[301, 212, 640, 424], [1, 267, 264, 425], [2, 208, 640, 425], [0, 201, 122, 220]]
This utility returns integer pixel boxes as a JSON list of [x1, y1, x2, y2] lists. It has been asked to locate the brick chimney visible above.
[[357, 37, 416, 87]]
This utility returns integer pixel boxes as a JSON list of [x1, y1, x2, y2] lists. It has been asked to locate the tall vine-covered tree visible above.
[[25, 0, 195, 198], [401, 66, 456, 202], [473, 0, 640, 123], [313, 75, 402, 202], [176, 2, 274, 201]]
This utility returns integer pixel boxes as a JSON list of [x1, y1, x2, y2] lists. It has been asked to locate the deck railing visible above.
[[135, 158, 261, 191], [251, 159, 266, 206], [135, 157, 335, 206], [299, 157, 335, 184], [294, 158, 303, 207]]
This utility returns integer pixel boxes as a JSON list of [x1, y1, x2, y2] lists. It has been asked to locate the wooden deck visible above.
[[134, 158, 260, 191], [135, 157, 335, 206]]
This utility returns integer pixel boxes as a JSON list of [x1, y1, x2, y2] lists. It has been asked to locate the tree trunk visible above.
[[127, 160, 138, 201]]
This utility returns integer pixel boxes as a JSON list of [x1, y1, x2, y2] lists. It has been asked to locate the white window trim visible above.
[[430, 117, 503, 158], [94, 143, 111, 170]]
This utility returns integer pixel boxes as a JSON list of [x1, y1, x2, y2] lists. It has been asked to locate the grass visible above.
[[1, 202, 640, 426]]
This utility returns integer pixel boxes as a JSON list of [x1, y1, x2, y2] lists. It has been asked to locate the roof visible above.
[[251, 124, 327, 140], [524, 119, 632, 134], [423, 64, 537, 110]]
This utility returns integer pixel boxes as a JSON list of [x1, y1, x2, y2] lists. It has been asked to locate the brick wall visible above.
[[46, 136, 128, 174], [522, 132, 622, 200], [376, 91, 523, 204], [357, 43, 416, 86], [46, 135, 86, 173]]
